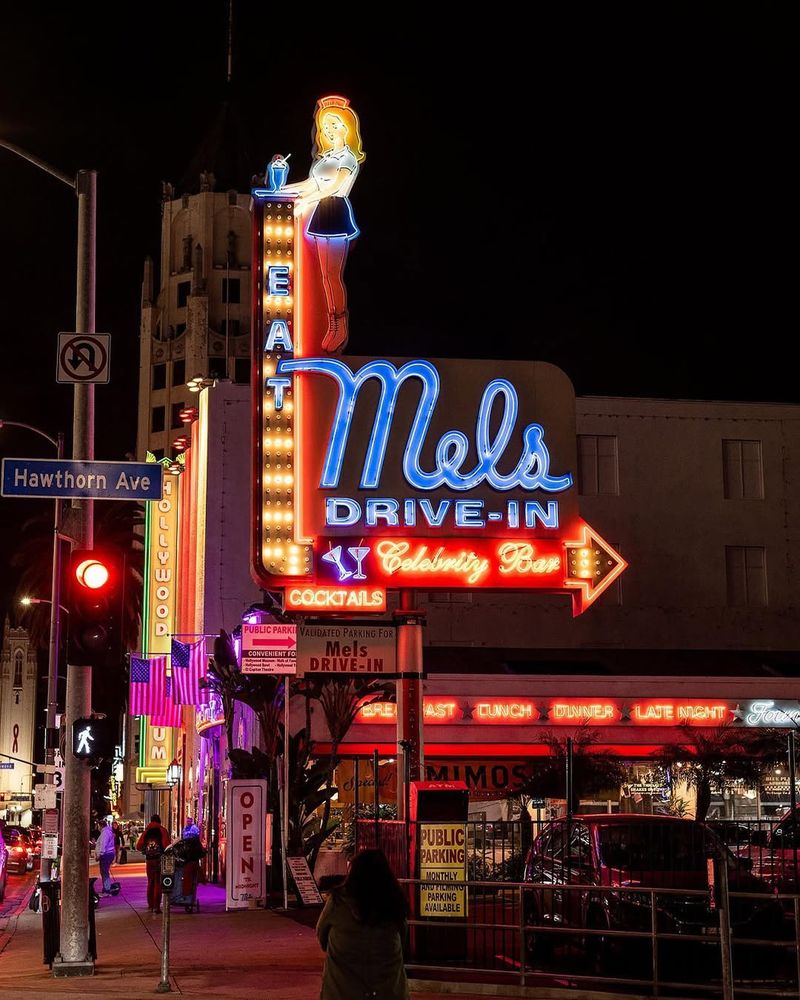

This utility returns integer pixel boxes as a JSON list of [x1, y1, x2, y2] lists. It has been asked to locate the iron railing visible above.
[[400, 876, 800, 999]]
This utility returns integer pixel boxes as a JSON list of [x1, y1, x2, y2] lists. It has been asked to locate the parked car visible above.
[[523, 814, 784, 963], [2, 826, 34, 875], [737, 807, 800, 892], [0, 826, 8, 901]]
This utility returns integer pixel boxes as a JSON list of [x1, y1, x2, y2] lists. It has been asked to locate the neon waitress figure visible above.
[[283, 95, 365, 354]]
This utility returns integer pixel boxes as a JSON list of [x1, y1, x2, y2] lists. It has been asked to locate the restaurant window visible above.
[[723, 439, 763, 500], [726, 546, 767, 607], [151, 406, 165, 433], [172, 359, 186, 386], [578, 435, 618, 495], [222, 278, 240, 304], [171, 402, 185, 429], [177, 281, 191, 308], [152, 364, 166, 391]]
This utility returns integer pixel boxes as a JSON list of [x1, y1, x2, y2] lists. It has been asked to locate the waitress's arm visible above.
[[281, 177, 317, 196], [296, 168, 353, 214]]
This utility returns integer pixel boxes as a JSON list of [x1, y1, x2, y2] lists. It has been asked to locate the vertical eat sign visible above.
[[225, 779, 267, 911]]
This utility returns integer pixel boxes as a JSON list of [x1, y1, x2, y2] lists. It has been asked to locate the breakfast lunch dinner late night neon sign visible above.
[[251, 95, 627, 613]]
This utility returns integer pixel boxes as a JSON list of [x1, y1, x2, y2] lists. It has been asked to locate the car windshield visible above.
[[599, 822, 710, 872]]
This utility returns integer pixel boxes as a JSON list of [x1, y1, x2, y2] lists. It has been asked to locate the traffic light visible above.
[[72, 716, 114, 763], [67, 549, 123, 668]]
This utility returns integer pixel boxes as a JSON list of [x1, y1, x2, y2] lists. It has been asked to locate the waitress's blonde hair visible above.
[[312, 95, 366, 163]]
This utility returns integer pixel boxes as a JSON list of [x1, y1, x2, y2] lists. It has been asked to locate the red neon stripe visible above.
[[313, 743, 672, 758]]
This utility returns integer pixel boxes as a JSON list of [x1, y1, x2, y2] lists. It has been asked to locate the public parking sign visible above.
[[57, 332, 111, 384], [241, 623, 297, 674]]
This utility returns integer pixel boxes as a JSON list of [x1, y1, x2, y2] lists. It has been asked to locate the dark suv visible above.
[[523, 814, 783, 956]]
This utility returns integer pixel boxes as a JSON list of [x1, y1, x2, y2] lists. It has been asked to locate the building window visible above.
[[172, 359, 186, 386], [222, 278, 240, 304], [175, 323, 186, 338], [152, 364, 166, 391], [426, 592, 473, 604], [151, 449, 165, 461], [578, 435, 619, 495], [177, 281, 191, 308], [208, 357, 227, 378], [723, 440, 764, 500], [13, 651, 23, 688], [234, 358, 251, 384], [171, 402, 185, 429], [726, 546, 767, 607], [151, 406, 165, 433], [220, 319, 241, 338]]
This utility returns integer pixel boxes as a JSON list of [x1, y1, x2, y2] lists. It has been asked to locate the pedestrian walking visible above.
[[95, 818, 117, 896], [136, 813, 171, 914], [112, 820, 126, 864], [180, 816, 202, 896], [182, 815, 200, 839], [316, 848, 409, 1000]]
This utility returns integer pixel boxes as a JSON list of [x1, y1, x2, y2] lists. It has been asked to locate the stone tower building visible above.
[[0, 622, 38, 824], [136, 174, 252, 461]]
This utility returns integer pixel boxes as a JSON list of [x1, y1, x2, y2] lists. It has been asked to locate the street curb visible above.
[[0, 879, 37, 958]]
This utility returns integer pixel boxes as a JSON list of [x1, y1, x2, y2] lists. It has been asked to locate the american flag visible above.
[[129, 655, 168, 717], [171, 638, 207, 706], [151, 675, 183, 727]]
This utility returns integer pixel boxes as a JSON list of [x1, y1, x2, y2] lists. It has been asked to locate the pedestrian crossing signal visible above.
[[72, 716, 114, 763]]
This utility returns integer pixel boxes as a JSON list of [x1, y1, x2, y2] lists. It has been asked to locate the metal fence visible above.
[[400, 875, 800, 998], [352, 816, 800, 997]]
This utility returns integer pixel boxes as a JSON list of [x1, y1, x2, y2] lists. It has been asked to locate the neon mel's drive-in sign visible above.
[[250, 97, 626, 614]]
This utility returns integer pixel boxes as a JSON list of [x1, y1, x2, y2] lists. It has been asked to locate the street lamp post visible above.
[[1, 139, 96, 975], [0, 419, 64, 881]]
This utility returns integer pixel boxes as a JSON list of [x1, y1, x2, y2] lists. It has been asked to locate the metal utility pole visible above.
[[396, 590, 425, 820], [54, 167, 97, 976]]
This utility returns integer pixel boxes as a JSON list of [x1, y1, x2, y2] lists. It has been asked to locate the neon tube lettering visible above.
[[275, 358, 572, 493]]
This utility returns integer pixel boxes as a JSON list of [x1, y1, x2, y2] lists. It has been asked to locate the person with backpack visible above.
[[136, 814, 171, 913]]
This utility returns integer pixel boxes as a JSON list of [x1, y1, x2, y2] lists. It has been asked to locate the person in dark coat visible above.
[[316, 849, 409, 1000], [136, 814, 170, 913]]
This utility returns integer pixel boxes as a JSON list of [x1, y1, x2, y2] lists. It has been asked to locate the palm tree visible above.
[[518, 726, 626, 814], [661, 722, 785, 820], [301, 676, 394, 870]]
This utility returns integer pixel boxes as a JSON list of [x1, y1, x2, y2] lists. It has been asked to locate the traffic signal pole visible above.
[[54, 168, 96, 977]]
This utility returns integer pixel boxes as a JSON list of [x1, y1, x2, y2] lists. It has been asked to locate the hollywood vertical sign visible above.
[[137, 455, 179, 785]]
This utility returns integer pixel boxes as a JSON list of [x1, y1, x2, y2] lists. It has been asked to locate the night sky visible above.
[[0, 7, 793, 626]]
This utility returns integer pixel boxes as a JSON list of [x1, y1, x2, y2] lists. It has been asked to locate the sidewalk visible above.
[[0, 863, 496, 1000]]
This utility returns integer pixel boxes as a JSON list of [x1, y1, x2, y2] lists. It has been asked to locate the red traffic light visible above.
[[75, 558, 110, 590]]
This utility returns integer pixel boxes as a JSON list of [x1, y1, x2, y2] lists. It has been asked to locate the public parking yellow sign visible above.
[[419, 823, 467, 918]]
